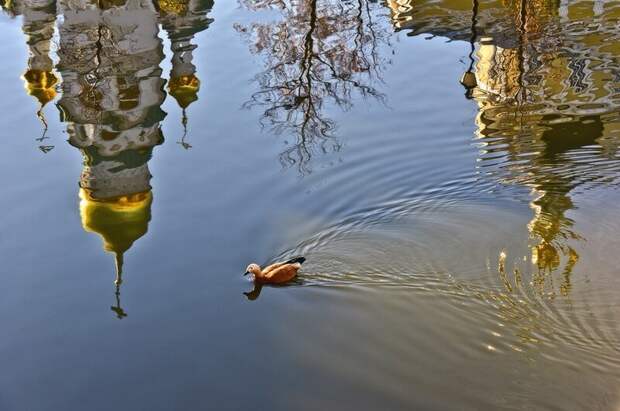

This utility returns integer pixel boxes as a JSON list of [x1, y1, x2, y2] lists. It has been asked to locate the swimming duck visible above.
[[244, 256, 306, 284]]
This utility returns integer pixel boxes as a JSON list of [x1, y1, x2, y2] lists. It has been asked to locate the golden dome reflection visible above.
[[79, 188, 153, 260], [158, 0, 188, 16], [22, 69, 58, 152], [168, 74, 200, 149], [18, 0, 59, 151], [79, 188, 153, 318], [168, 74, 200, 109], [22, 69, 58, 107], [161, 0, 214, 149]]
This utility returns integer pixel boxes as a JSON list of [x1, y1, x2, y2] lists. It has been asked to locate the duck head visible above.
[[244, 263, 262, 277]]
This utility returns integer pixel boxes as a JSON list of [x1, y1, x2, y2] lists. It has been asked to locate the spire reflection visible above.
[[160, 0, 214, 149], [17, 0, 58, 151]]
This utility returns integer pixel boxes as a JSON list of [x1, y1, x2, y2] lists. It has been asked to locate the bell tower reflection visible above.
[[159, 0, 213, 149], [12, 0, 214, 317], [18, 0, 58, 152], [56, 0, 166, 318]]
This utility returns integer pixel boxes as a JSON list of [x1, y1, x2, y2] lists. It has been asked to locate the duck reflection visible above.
[[243, 283, 262, 301], [12, 0, 213, 317], [236, 0, 391, 174], [243, 281, 302, 301], [389, 0, 620, 296]]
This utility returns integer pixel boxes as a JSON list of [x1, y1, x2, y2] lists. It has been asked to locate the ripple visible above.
[[273, 200, 620, 382]]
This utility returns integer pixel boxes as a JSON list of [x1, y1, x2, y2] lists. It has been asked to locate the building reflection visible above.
[[11, 0, 213, 317], [469, 0, 620, 297], [12, 0, 58, 152], [387, 0, 620, 296], [236, 0, 391, 174], [57, 0, 167, 320], [160, 0, 214, 149]]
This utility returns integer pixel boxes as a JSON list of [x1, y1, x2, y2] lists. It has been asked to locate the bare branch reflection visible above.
[[236, 0, 391, 173]]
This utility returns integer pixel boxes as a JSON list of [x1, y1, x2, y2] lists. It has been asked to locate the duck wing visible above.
[[264, 263, 300, 284], [284, 256, 306, 265], [262, 262, 284, 275], [262, 256, 306, 275]]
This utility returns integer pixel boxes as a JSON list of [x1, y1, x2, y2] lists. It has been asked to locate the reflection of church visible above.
[[8, 0, 213, 317], [387, 0, 620, 294]]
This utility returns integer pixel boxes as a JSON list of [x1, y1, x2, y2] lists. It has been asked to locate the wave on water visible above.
[[271, 197, 620, 370]]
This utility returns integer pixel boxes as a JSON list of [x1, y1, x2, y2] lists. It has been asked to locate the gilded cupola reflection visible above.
[[10, 0, 213, 317], [159, 0, 213, 149], [79, 188, 153, 318], [17, 0, 58, 152]]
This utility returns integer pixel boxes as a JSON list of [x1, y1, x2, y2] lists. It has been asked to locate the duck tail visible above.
[[285, 256, 306, 265]]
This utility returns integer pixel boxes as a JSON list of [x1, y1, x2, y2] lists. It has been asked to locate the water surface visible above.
[[0, 0, 619, 409]]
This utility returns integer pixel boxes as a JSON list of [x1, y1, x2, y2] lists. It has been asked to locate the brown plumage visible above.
[[244, 256, 306, 284]]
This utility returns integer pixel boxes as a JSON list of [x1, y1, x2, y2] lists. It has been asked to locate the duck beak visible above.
[[243, 271, 250, 276]]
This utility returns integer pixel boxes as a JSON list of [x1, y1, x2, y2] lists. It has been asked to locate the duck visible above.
[[244, 256, 306, 284]]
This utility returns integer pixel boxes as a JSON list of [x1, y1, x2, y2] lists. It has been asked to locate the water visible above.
[[0, 0, 619, 409]]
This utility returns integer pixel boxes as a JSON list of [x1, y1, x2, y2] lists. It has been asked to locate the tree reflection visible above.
[[236, 0, 391, 173]]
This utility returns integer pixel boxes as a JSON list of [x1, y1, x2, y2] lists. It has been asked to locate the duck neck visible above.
[[253, 270, 265, 281]]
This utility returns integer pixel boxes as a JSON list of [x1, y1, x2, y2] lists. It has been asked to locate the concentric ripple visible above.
[[274, 198, 620, 379]]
